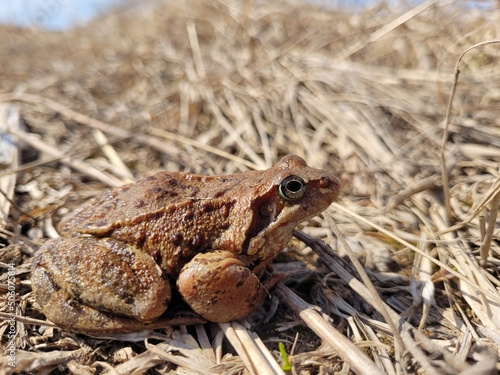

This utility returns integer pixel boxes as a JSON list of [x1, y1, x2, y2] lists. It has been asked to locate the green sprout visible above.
[[279, 342, 291, 371]]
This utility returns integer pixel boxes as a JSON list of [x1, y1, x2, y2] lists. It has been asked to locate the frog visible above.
[[31, 155, 340, 334]]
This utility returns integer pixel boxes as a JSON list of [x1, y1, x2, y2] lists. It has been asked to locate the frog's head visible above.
[[243, 155, 341, 262]]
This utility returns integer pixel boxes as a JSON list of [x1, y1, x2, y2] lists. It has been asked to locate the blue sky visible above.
[[0, 0, 493, 30], [0, 0, 125, 30], [0, 0, 392, 30]]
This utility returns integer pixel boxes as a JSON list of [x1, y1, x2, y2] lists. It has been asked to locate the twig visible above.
[[149, 127, 261, 170], [144, 340, 217, 375], [479, 192, 500, 266], [0, 312, 58, 328], [219, 321, 285, 375], [0, 104, 19, 226], [330, 202, 500, 302], [293, 230, 441, 375], [0, 93, 196, 168], [8, 127, 124, 188], [184, 22, 266, 168], [440, 40, 500, 224], [336, 0, 440, 61], [91, 129, 134, 183], [274, 282, 384, 375], [323, 214, 404, 375], [438, 175, 500, 235], [384, 174, 440, 212]]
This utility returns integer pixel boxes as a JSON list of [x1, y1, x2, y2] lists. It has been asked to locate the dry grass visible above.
[[1, 0, 500, 373]]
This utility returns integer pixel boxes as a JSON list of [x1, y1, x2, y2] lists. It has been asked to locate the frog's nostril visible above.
[[319, 176, 332, 188]]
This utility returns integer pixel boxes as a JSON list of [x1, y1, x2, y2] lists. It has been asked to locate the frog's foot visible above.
[[177, 251, 265, 322], [261, 270, 287, 290], [31, 236, 171, 333]]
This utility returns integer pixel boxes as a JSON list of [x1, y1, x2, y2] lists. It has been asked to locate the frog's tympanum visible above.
[[31, 155, 340, 334]]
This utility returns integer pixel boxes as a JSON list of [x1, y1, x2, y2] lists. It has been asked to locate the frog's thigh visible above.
[[31, 266, 165, 334], [32, 236, 171, 324], [177, 251, 265, 322]]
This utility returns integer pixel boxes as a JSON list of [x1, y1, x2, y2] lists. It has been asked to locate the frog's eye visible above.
[[279, 175, 306, 201]]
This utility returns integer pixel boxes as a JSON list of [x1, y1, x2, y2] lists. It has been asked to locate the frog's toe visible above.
[[177, 251, 265, 322]]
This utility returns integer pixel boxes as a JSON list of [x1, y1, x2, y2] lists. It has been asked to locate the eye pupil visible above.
[[279, 175, 306, 201], [286, 180, 302, 192]]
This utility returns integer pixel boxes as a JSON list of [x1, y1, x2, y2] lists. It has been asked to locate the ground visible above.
[[0, 0, 500, 374]]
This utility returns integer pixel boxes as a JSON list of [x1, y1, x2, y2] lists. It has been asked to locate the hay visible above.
[[1, 0, 500, 373]]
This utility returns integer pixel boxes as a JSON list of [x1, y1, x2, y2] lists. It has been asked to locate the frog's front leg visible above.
[[31, 236, 171, 334], [177, 251, 266, 322]]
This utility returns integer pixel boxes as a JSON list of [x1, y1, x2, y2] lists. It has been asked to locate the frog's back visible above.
[[59, 171, 242, 233], [57, 169, 270, 275]]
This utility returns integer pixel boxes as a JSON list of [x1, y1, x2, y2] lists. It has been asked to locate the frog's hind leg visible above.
[[177, 251, 266, 322], [31, 236, 171, 334], [31, 266, 163, 334]]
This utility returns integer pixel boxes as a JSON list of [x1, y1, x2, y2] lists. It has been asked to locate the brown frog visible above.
[[31, 155, 340, 334]]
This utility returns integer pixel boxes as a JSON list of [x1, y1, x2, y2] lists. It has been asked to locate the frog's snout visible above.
[[318, 173, 341, 202], [319, 175, 338, 190]]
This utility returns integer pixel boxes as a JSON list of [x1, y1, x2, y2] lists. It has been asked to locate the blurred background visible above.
[[1, 0, 497, 30]]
